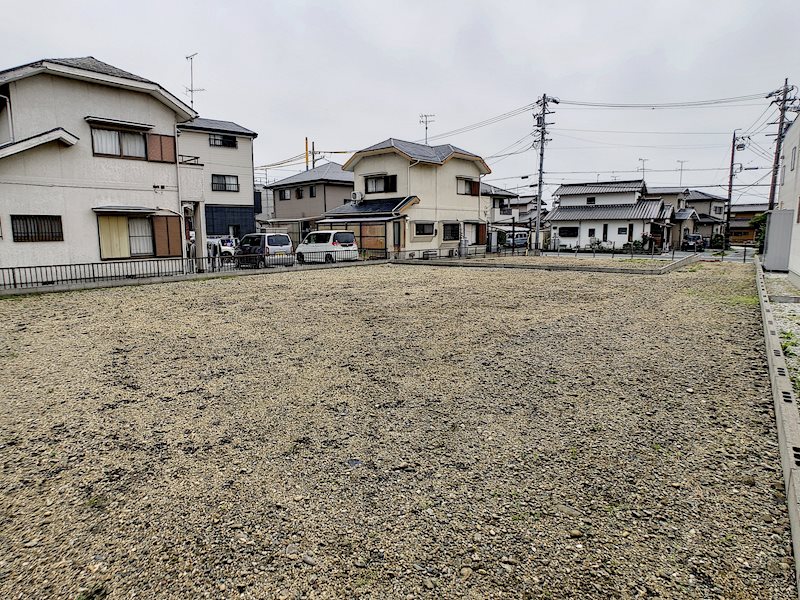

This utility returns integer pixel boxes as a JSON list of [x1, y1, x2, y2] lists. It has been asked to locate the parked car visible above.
[[505, 231, 529, 248], [681, 233, 705, 252], [235, 233, 294, 267], [296, 230, 359, 263]]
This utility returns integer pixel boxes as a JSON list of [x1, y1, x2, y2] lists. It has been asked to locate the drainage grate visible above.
[[778, 368, 787, 376], [770, 330, 777, 336], [782, 391, 793, 403], [775, 349, 782, 357], [768, 320, 774, 325]]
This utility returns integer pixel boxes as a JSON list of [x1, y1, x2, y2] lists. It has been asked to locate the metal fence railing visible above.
[[1, 249, 388, 290]]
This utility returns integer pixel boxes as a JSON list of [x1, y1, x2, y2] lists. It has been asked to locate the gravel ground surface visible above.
[[0, 262, 794, 599], [465, 256, 668, 270]]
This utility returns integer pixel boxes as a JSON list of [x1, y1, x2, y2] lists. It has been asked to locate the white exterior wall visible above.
[[551, 220, 651, 249], [352, 152, 488, 251], [176, 130, 254, 207], [557, 191, 639, 207], [0, 74, 183, 268], [779, 120, 800, 285]]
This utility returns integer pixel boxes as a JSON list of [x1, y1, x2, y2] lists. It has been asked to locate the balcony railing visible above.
[[178, 155, 203, 166]]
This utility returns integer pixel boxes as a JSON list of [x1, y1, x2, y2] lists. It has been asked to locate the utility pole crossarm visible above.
[[768, 78, 791, 210]]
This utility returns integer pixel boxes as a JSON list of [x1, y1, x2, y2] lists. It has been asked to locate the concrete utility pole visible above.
[[312, 141, 316, 169], [419, 114, 435, 144], [533, 94, 558, 255], [768, 79, 791, 209], [305, 137, 309, 171], [725, 129, 742, 250]]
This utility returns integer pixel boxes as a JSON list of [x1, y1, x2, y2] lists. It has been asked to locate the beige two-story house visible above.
[[321, 138, 490, 255], [0, 57, 198, 269], [266, 161, 354, 245]]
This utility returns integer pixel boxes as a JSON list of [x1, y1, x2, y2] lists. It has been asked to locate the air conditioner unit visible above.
[[351, 191, 364, 202]]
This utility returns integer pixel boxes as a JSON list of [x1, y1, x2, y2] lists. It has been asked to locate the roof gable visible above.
[[0, 57, 196, 121], [267, 162, 354, 188], [178, 117, 257, 138], [553, 180, 645, 197], [343, 137, 490, 174]]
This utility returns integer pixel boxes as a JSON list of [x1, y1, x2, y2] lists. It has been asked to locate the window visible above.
[[792, 146, 797, 171], [443, 223, 460, 241], [602, 223, 608, 242], [714, 206, 724, 215], [365, 175, 397, 194], [415, 222, 434, 236], [98, 215, 180, 259], [309, 185, 317, 198], [333, 231, 355, 245], [558, 226, 578, 237], [146, 134, 176, 163], [588, 228, 596, 238], [617, 227, 628, 235], [586, 197, 596, 205], [209, 134, 237, 148], [279, 189, 290, 200], [304, 232, 332, 244], [296, 187, 304, 199], [267, 234, 291, 246], [128, 218, 154, 255], [92, 128, 146, 159], [212, 174, 239, 192], [11, 215, 63, 242], [457, 178, 480, 196]]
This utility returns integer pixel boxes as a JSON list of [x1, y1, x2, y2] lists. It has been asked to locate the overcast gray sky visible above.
[[2, 0, 796, 204]]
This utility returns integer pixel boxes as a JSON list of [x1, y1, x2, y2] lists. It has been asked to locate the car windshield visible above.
[[240, 235, 262, 247], [333, 232, 355, 244], [267, 235, 291, 246]]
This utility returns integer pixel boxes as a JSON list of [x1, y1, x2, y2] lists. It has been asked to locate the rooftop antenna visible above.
[[419, 113, 435, 144], [185, 53, 205, 109], [677, 160, 688, 186], [637, 157, 649, 180]]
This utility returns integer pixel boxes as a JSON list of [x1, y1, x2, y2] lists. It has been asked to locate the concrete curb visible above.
[[755, 257, 800, 598], [0, 260, 389, 297], [390, 253, 700, 275]]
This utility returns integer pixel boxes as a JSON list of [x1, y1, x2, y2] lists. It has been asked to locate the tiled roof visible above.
[[267, 162, 354, 187], [325, 196, 416, 216], [481, 182, 517, 197], [359, 138, 481, 164], [674, 208, 698, 220], [545, 200, 663, 222], [178, 118, 257, 137], [647, 186, 727, 202], [0, 56, 153, 84], [552, 179, 645, 196], [729, 203, 769, 213]]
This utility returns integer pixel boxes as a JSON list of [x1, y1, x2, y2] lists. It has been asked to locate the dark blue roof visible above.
[[325, 197, 416, 216]]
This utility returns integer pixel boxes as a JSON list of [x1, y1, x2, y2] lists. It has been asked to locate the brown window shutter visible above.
[[166, 216, 182, 256], [470, 181, 480, 196], [147, 134, 163, 162], [160, 136, 176, 163], [152, 216, 170, 256]]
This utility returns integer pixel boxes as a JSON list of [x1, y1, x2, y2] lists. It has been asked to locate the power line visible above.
[[558, 92, 770, 109]]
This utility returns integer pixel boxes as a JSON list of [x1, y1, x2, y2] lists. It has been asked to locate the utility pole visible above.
[[768, 78, 791, 209], [185, 53, 205, 109], [305, 137, 309, 171], [638, 158, 648, 181], [419, 114, 435, 144], [312, 141, 316, 169], [677, 160, 688, 187], [725, 129, 742, 250], [533, 93, 558, 255]]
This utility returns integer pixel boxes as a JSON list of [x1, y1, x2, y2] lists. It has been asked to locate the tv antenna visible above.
[[185, 53, 205, 109], [419, 113, 436, 144]]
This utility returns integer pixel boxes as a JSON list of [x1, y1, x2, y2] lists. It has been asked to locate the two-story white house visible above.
[[176, 118, 258, 239], [544, 179, 672, 250], [0, 57, 199, 269], [319, 138, 490, 255], [778, 117, 800, 285]]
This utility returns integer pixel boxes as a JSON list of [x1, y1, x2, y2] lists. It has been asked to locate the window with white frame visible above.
[[279, 189, 290, 200], [457, 178, 478, 195], [128, 218, 154, 255], [212, 174, 239, 192], [415, 222, 434, 236]]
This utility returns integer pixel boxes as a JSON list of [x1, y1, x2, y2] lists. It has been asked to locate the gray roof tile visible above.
[[0, 56, 154, 84], [545, 200, 663, 222], [553, 179, 645, 196], [178, 117, 257, 137], [267, 162, 354, 187], [359, 138, 481, 165]]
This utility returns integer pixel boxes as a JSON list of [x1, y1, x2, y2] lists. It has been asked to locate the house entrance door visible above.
[[393, 221, 402, 251]]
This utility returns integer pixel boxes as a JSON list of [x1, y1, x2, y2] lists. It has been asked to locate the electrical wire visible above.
[[558, 92, 770, 110]]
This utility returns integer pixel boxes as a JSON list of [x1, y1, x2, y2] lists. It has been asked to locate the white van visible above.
[[296, 230, 359, 263]]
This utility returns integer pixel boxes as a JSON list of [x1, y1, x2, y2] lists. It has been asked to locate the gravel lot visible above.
[[466, 256, 668, 270], [0, 262, 794, 599]]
